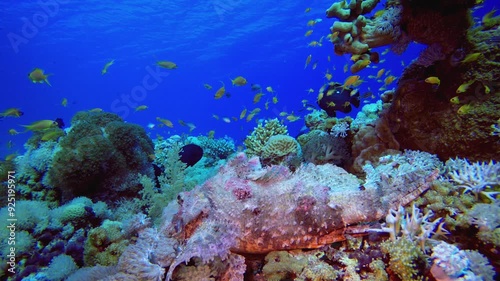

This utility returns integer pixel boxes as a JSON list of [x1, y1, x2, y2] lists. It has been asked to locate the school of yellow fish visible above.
[[4, 5, 493, 161]]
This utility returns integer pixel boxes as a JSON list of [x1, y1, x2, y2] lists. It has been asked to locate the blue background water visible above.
[[0, 0, 492, 158]]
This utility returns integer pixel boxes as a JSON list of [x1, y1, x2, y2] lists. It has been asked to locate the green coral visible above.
[[46, 111, 154, 202], [261, 135, 301, 165], [263, 250, 337, 281], [83, 220, 128, 266], [244, 118, 288, 157], [381, 238, 426, 281]]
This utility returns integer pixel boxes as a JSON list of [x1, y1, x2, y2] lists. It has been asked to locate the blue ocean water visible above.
[[0, 0, 493, 158]]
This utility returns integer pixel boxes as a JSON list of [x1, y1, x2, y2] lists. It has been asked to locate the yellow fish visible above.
[[41, 129, 63, 141], [308, 41, 321, 47], [456, 80, 474, 93], [212, 114, 220, 120], [186, 123, 196, 132], [250, 108, 261, 114], [306, 20, 316, 27], [266, 86, 274, 93], [350, 60, 370, 73], [457, 104, 472, 115], [304, 30, 313, 37], [272, 96, 278, 104], [1, 108, 23, 118], [305, 88, 314, 94], [61, 98, 68, 107], [343, 75, 360, 88], [425, 76, 440, 86], [324, 71, 332, 81], [231, 76, 247, 86], [156, 117, 173, 128], [450, 96, 460, 104], [5, 153, 18, 162], [215, 82, 226, 99], [384, 75, 396, 86], [204, 83, 212, 90], [246, 113, 256, 122], [240, 108, 247, 119], [286, 114, 300, 122], [482, 8, 499, 29], [304, 54, 312, 69], [253, 92, 264, 104], [21, 120, 57, 131], [304, 7, 311, 13], [374, 10, 385, 18], [28, 68, 52, 86], [156, 61, 177, 69], [9, 129, 19, 135], [101, 59, 115, 75], [135, 105, 148, 112], [484, 84, 490, 94], [461, 53, 482, 63], [376, 69, 385, 79]]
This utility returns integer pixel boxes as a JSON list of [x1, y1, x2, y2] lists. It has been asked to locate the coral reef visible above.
[[73, 150, 439, 281], [383, 18, 500, 162], [45, 111, 155, 202]]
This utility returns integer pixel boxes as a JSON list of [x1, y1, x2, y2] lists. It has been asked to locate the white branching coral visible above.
[[371, 204, 449, 252], [446, 158, 500, 202]]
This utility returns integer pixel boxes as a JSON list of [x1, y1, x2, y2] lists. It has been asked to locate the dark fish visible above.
[[317, 82, 360, 117], [179, 144, 203, 166], [54, 118, 65, 128], [250, 84, 262, 92]]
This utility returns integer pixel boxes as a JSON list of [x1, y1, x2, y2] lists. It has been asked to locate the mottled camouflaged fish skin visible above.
[[169, 153, 437, 254]]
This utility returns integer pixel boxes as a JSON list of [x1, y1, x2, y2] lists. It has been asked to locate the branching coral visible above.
[[371, 204, 448, 252], [446, 158, 499, 202]]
